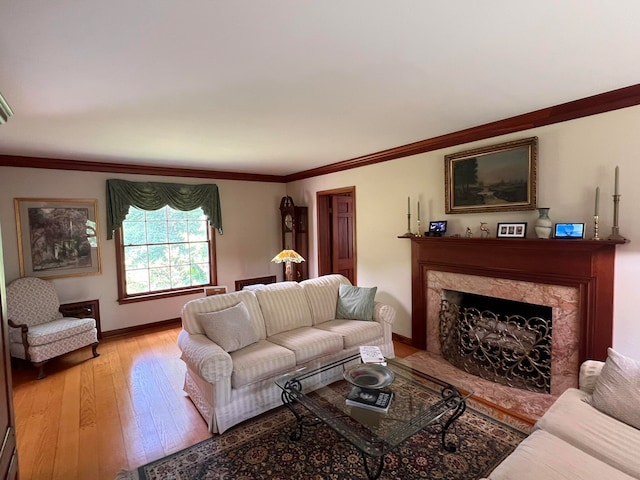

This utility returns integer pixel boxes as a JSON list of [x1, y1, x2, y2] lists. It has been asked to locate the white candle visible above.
[[595, 186, 600, 216], [407, 196, 410, 215], [417, 201, 420, 221], [614, 166, 620, 196]]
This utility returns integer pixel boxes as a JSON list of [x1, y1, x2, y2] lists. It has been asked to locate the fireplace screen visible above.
[[440, 291, 552, 394]]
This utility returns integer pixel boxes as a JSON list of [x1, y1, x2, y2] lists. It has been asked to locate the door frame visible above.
[[316, 186, 356, 284]]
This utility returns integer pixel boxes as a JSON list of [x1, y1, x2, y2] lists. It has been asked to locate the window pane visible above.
[[167, 207, 187, 220], [145, 207, 167, 221], [186, 208, 206, 220], [168, 220, 188, 243], [170, 244, 190, 266], [126, 269, 150, 294], [124, 246, 148, 269], [171, 265, 191, 288], [191, 263, 210, 285], [147, 221, 168, 244], [123, 221, 147, 245], [126, 207, 145, 221], [149, 267, 171, 291], [148, 244, 170, 267], [190, 242, 209, 263], [188, 220, 207, 242]]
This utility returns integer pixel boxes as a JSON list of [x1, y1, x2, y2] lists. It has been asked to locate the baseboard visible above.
[[102, 318, 181, 339], [392, 332, 413, 345]]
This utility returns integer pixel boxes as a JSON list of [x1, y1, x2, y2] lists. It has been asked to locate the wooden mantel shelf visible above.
[[409, 235, 629, 362]]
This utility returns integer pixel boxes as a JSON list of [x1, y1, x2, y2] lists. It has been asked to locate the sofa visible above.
[[177, 274, 396, 434], [485, 348, 640, 480]]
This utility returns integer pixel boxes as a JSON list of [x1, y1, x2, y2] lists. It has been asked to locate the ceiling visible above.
[[1, 1, 640, 177]]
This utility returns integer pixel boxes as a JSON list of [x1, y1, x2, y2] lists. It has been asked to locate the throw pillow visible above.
[[591, 347, 640, 429], [336, 284, 377, 321], [197, 302, 259, 353]]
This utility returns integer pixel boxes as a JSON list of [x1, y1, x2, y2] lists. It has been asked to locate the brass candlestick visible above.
[[399, 213, 414, 237], [591, 215, 600, 240], [607, 194, 626, 241]]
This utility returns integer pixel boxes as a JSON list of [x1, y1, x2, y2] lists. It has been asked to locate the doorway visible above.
[[316, 186, 356, 284]]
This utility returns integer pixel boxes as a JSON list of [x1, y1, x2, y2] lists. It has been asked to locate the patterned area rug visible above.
[[116, 400, 528, 480]]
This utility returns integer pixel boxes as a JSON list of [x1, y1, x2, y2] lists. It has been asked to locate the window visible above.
[[115, 205, 216, 303]]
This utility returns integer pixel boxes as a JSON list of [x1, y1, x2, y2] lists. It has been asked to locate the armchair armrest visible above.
[[579, 360, 605, 394], [177, 329, 233, 384], [7, 319, 31, 362], [59, 299, 102, 339]]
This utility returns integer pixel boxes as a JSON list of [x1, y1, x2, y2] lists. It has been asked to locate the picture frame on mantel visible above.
[[14, 198, 101, 279], [445, 137, 538, 214], [497, 222, 528, 238]]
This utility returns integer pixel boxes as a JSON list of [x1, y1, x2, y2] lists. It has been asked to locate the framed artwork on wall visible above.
[[445, 137, 538, 214], [14, 198, 101, 279], [496, 222, 528, 238]]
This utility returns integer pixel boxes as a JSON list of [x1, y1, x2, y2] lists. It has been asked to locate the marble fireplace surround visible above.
[[410, 237, 625, 396], [427, 271, 577, 394]]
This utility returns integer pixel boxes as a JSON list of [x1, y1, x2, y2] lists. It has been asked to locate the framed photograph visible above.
[[14, 198, 101, 279], [445, 137, 538, 214], [496, 222, 528, 238]]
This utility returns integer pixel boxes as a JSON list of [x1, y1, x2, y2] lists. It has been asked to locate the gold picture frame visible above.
[[445, 137, 538, 214], [15, 198, 101, 279]]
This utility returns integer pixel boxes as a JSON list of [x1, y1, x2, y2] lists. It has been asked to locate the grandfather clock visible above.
[[279, 196, 309, 281]]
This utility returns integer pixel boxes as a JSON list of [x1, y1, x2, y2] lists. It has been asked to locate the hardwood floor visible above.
[[12, 326, 418, 480]]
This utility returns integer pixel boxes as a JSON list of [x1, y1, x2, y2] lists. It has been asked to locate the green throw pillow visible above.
[[336, 284, 377, 321]]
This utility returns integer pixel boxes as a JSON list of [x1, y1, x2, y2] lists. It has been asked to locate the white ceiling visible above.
[[1, 1, 640, 176]]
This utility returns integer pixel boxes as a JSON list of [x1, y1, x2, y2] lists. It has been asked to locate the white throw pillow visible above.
[[591, 347, 640, 429], [197, 302, 258, 353]]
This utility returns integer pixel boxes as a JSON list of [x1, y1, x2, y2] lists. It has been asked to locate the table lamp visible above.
[[271, 249, 305, 281]]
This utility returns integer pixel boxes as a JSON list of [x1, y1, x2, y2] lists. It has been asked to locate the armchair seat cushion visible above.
[[11, 329, 98, 363], [26, 317, 97, 346]]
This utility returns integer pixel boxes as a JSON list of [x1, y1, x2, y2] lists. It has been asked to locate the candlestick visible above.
[[614, 166, 619, 196], [594, 186, 600, 216], [591, 215, 600, 240]]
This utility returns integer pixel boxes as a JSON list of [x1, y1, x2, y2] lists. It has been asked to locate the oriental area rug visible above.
[[116, 400, 529, 480]]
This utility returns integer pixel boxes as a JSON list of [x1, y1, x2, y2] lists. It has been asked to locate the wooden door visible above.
[[0, 225, 19, 479], [317, 187, 356, 285]]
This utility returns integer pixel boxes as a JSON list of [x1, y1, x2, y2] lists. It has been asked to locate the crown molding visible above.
[[2, 83, 640, 183]]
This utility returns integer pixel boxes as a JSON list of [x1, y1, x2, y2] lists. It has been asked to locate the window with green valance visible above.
[[106, 179, 223, 240]]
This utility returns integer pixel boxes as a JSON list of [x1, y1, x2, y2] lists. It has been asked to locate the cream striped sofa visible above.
[[178, 274, 396, 434]]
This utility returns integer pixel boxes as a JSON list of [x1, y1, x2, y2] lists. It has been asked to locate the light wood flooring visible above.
[[11, 326, 418, 480]]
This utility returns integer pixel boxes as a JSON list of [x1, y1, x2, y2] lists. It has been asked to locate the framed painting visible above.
[[445, 137, 538, 214], [14, 198, 101, 279], [497, 222, 528, 238]]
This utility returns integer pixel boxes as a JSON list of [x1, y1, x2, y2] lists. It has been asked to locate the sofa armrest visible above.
[[177, 329, 233, 384], [579, 360, 605, 394], [373, 302, 396, 325]]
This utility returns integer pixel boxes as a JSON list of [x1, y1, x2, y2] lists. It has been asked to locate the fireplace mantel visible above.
[[410, 237, 627, 362]]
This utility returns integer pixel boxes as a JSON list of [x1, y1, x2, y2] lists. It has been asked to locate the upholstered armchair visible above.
[[6, 277, 100, 379]]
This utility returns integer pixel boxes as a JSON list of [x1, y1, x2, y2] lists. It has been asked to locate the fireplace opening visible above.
[[440, 290, 552, 394]]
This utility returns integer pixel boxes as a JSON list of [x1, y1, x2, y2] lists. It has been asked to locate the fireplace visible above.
[[410, 236, 626, 395], [440, 290, 552, 394]]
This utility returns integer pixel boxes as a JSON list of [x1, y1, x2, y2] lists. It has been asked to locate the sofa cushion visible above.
[[197, 302, 259, 353], [336, 284, 377, 321], [535, 388, 640, 478], [267, 326, 343, 364], [486, 429, 636, 480], [255, 282, 313, 336], [314, 319, 383, 349], [230, 340, 296, 389], [591, 348, 640, 430], [300, 274, 351, 325]]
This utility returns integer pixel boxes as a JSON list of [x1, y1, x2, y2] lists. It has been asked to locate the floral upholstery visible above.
[[6, 277, 99, 378]]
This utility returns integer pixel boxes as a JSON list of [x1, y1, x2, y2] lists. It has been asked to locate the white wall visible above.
[[287, 105, 640, 358], [0, 167, 286, 333]]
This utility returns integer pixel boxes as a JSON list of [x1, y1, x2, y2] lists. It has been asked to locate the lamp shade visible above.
[[271, 249, 305, 264]]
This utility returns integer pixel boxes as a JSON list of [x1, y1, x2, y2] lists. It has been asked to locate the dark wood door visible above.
[[331, 195, 355, 283], [0, 226, 18, 479]]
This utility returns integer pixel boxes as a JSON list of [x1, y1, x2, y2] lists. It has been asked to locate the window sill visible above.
[[117, 286, 209, 305]]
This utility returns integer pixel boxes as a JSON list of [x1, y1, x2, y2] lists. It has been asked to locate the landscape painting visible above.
[[15, 198, 101, 278], [445, 137, 538, 214]]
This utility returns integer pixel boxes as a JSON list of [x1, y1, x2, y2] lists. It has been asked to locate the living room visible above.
[[1, 2, 640, 479]]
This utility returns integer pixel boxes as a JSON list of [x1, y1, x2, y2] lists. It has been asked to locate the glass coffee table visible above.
[[275, 353, 472, 480]]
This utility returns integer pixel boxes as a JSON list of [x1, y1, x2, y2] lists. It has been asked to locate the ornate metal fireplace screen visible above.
[[440, 297, 552, 394]]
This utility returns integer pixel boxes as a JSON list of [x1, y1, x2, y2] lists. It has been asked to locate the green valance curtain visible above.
[[106, 179, 223, 240]]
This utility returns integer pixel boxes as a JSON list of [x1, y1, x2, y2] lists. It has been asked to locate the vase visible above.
[[535, 208, 552, 239]]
